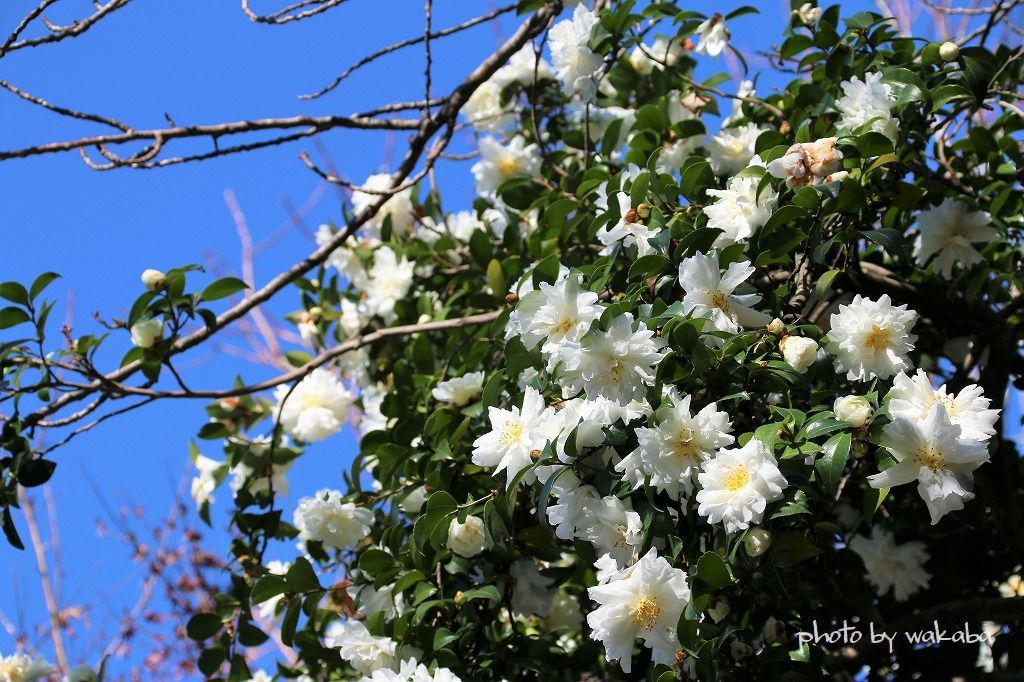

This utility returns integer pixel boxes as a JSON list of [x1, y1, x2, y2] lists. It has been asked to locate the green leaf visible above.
[[199, 277, 249, 302], [359, 548, 398, 576], [695, 551, 732, 589], [485, 259, 506, 297], [250, 575, 288, 604], [16, 458, 57, 487], [770, 530, 821, 568], [29, 272, 60, 300], [815, 269, 841, 298], [0, 307, 30, 330], [458, 585, 501, 603], [285, 557, 321, 593], [2, 507, 25, 550], [799, 412, 847, 440], [186, 613, 223, 641], [815, 432, 852, 496], [628, 254, 671, 280], [0, 282, 29, 306], [285, 350, 312, 367]]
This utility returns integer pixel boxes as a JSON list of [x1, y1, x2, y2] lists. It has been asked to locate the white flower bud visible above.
[[140, 269, 166, 291], [744, 527, 773, 557], [130, 318, 164, 349], [939, 41, 959, 62], [399, 486, 428, 515], [762, 616, 787, 645], [780, 336, 818, 373], [796, 3, 822, 27], [767, 318, 786, 335], [707, 595, 730, 623], [834, 395, 872, 427], [447, 516, 487, 557], [824, 170, 849, 183]]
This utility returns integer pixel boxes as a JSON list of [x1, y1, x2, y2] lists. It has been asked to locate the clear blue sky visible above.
[[6, 0, 984, 676]]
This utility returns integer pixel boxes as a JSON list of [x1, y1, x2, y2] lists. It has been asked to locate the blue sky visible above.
[[4, 0, 973, 674]]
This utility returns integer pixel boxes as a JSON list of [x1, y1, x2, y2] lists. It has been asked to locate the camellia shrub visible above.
[[2, 1, 1024, 680]]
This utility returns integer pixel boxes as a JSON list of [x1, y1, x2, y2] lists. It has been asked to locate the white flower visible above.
[[356, 659, 462, 682], [796, 3, 822, 26], [463, 80, 515, 131], [697, 438, 787, 533], [999, 574, 1024, 598], [229, 455, 291, 498], [349, 580, 402, 620], [586, 548, 692, 673], [595, 192, 659, 256], [351, 173, 415, 238], [492, 44, 554, 87], [849, 528, 930, 601], [424, 211, 484, 243], [316, 225, 375, 283], [326, 620, 397, 674], [190, 453, 223, 506], [339, 298, 368, 337], [0, 653, 57, 682], [360, 246, 414, 323], [835, 72, 899, 143], [130, 318, 163, 349], [888, 369, 999, 442], [705, 122, 764, 176], [574, 104, 636, 160], [766, 138, 843, 189], [656, 137, 701, 174], [359, 382, 389, 436], [545, 470, 600, 540], [293, 489, 374, 550], [679, 251, 772, 335], [274, 368, 352, 443], [743, 527, 773, 557], [549, 6, 603, 101], [471, 136, 542, 195], [245, 671, 273, 682], [432, 371, 485, 407], [471, 387, 558, 488], [558, 313, 665, 405], [703, 175, 777, 247], [780, 336, 819, 373], [515, 274, 603, 363], [579, 495, 643, 565], [545, 591, 583, 631], [695, 15, 728, 57], [914, 198, 997, 278], [834, 395, 872, 427], [616, 392, 734, 500], [399, 485, 427, 515], [868, 405, 989, 524], [628, 34, 686, 75], [510, 560, 556, 617], [140, 268, 166, 291], [826, 294, 918, 381], [447, 516, 487, 557]]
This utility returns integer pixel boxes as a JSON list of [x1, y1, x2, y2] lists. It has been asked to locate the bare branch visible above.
[[241, 0, 350, 25], [1, 0, 132, 57]]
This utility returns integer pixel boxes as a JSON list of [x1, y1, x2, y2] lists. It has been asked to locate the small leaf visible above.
[[0, 282, 29, 306], [2, 508, 25, 550], [29, 272, 60, 300], [251, 575, 288, 604], [695, 551, 732, 589], [815, 432, 852, 496], [199, 277, 249, 302], [186, 613, 223, 641], [285, 557, 321, 593], [0, 307, 30, 330]]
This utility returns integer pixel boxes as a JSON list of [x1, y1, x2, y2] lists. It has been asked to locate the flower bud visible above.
[[767, 318, 786, 335], [308, 306, 324, 319], [762, 616, 787, 645], [130, 318, 164, 349], [140, 269, 166, 291], [834, 395, 872, 427], [795, 3, 822, 27], [780, 335, 818, 373], [939, 41, 959, 62], [447, 516, 487, 557], [707, 595, 730, 623], [744, 527, 773, 557], [399, 485, 428, 515], [636, 202, 653, 219], [823, 170, 849, 183]]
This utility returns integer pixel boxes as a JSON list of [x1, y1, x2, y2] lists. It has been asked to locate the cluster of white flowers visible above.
[[357, 658, 462, 682], [548, 6, 602, 101]]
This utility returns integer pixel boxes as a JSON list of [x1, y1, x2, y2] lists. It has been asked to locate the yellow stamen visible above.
[[497, 156, 520, 177], [864, 324, 891, 352], [916, 445, 946, 472], [498, 421, 523, 445], [723, 465, 750, 492], [632, 597, 662, 630], [709, 290, 732, 314]]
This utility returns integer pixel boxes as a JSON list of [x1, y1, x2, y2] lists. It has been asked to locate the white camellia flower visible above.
[[849, 528, 931, 601], [595, 191, 659, 256], [835, 71, 899, 142], [548, 5, 602, 101], [678, 251, 772, 335], [359, 382, 389, 436], [326, 620, 398, 675], [130, 318, 163, 349], [888, 369, 999, 442], [293, 489, 374, 550], [420, 210, 484, 243], [351, 173, 415, 238], [780, 335, 819, 373], [826, 294, 918, 381], [628, 34, 686, 75], [999, 574, 1024, 598], [492, 44, 554, 87], [545, 591, 584, 631], [432, 371, 485, 407], [471, 136, 542, 195], [515, 274, 603, 362], [868, 405, 990, 524], [358, 246, 414, 323], [579, 495, 643, 565], [229, 453, 292, 498], [0, 652, 57, 682], [616, 392, 734, 500], [766, 138, 843, 189], [356, 658, 462, 682], [655, 136, 702, 174], [705, 122, 764, 175], [586, 548, 692, 673], [140, 268, 166, 291], [274, 368, 352, 443], [703, 173, 778, 247], [190, 453, 223, 506], [694, 15, 728, 57], [796, 2, 822, 26], [545, 469, 600, 540], [834, 395, 873, 427], [471, 387, 558, 488], [463, 80, 515, 132], [349, 579, 402, 620], [558, 313, 665, 405], [696, 438, 787, 533], [510, 559, 556, 617], [447, 515, 487, 557], [914, 198, 997, 278], [316, 226, 376, 283]]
